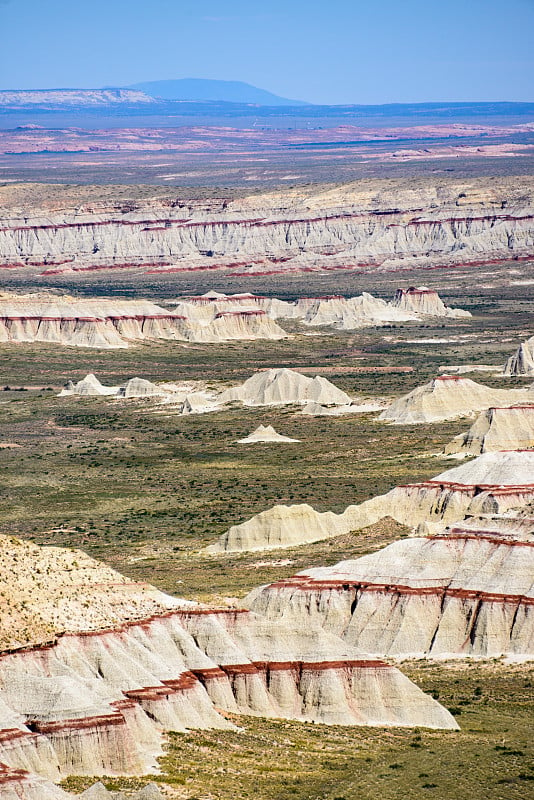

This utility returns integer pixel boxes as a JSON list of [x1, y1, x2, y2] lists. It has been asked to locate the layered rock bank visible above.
[[1, 178, 532, 274], [0, 536, 457, 797], [246, 517, 534, 660]]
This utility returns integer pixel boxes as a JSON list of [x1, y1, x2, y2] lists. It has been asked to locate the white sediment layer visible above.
[[2, 178, 531, 273]]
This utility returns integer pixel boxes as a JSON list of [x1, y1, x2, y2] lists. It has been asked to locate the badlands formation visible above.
[[60, 368, 355, 417], [209, 451, 534, 552], [220, 368, 352, 407], [1, 177, 533, 274], [378, 375, 534, 424], [391, 286, 470, 318], [504, 335, 534, 376], [0, 537, 458, 799], [0, 292, 287, 348], [0, 287, 472, 348], [445, 406, 534, 454]]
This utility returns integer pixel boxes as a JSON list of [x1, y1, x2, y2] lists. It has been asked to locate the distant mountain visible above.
[[129, 79, 306, 106]]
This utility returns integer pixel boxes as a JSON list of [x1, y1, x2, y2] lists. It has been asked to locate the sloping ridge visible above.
[[445, 406, 534, 454], [379, 375, 533, 424], [129, 79, 306, 105], [208, 451, 534, 552]]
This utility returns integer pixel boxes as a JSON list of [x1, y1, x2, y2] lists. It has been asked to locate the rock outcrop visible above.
[[173, 291, 299, 321], [0, 536, 457, 793], [117, 378, 166, 398], [503, 335, 534, 376], [391, 286, 471, 318], [209, 451, 534, 552], [173, 289, 470, 331], [1, 178, 532, 274], [445, 406, 534, 455], [379, 375, 533, 424], [237, 425, 300, 444], [246, 517, 534, 660], [60, 374, 120, 397], [220, 368, 352, 407]]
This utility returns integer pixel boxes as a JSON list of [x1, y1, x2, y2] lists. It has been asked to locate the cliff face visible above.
[[0, 293, 287, 348], [0, 89, 154, 107], [246, 522, 534, 660], [0, 610, 457, 783], [445, 406, 534, 454], [391, 287, 470, 318], [1, 178, 532, 274], [504, 336, 534, 376]]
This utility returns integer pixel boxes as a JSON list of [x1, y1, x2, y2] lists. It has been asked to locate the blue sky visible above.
[[1, 0, 533, 103]]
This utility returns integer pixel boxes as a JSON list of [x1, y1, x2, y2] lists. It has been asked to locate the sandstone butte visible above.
[[445, 405, 534, 455], [0, 536, 457, 799], [206, 451, 534, 553], [378, 374, 534, 424], [0, 177, 532, 275]]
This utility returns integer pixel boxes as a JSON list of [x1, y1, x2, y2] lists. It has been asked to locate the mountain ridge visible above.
[[129, 78, 306, 105]]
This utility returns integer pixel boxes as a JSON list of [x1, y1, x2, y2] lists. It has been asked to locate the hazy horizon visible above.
[[1, 0, 533, 105]]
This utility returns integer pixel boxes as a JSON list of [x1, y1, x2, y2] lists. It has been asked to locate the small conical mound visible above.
[[237, 424, 300, 443]]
